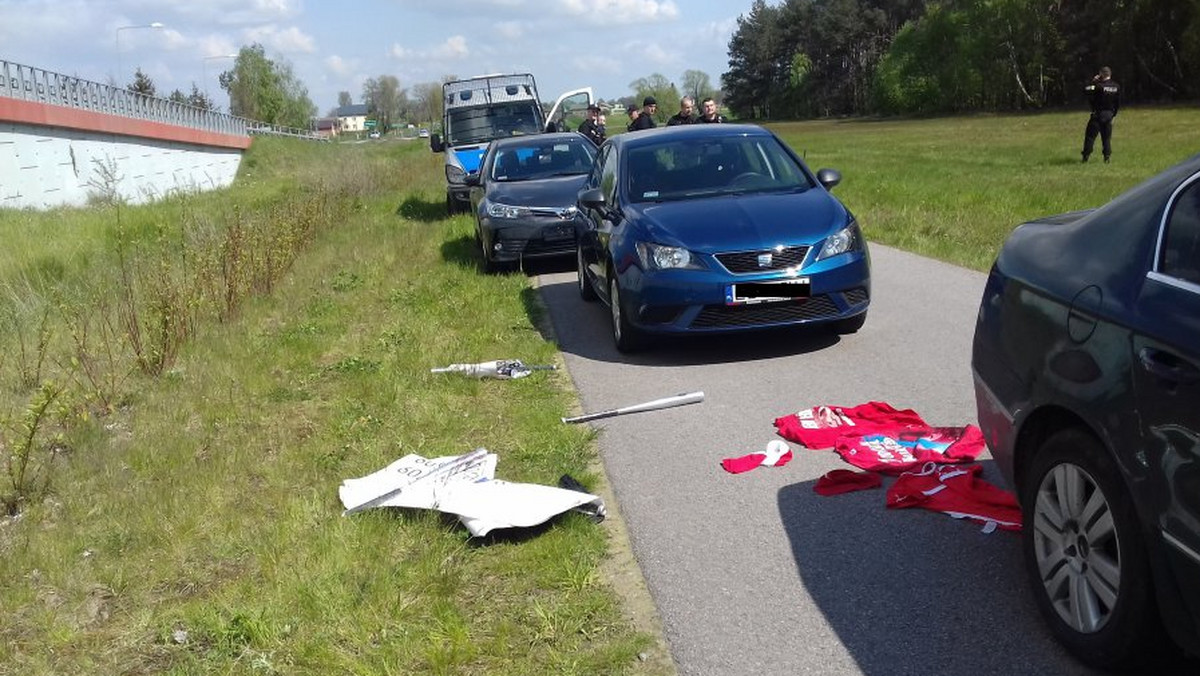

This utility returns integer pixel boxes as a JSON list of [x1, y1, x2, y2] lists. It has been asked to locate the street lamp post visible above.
[[202, 54, 238, 108], [114, 22, 164, 88]]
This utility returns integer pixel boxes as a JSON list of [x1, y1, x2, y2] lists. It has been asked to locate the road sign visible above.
[[364, 119, 377, 128]]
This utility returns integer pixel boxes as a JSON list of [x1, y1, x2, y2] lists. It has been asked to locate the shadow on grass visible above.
[[440, 234, 481, 271], [397, 195, 449, 222]]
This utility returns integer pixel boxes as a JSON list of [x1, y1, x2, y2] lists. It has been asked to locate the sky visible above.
[[1, 0, 744, 115]]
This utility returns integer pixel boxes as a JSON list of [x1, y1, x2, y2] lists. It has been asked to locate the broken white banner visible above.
[[338, 449, 604, 537]]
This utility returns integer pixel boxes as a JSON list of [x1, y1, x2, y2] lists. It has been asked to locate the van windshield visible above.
[[446, 103, 543, 146]]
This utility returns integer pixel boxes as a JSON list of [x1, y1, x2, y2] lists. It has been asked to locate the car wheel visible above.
[[478, 229, 498, 274], [833, 311, 867, 334], [577, 246, 597, 302], [609, 276, 644, 353], [1022, 427, 1171, 670]]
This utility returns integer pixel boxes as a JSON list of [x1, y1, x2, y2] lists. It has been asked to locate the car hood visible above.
[[630, 189, 848, 252], [486, 175, 590, 207]]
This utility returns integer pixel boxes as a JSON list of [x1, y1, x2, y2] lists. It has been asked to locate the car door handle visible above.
[[1139, 347, 1200, 385]]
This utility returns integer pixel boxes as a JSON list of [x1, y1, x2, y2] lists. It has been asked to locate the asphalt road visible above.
[[535, 244, 1109, 676]]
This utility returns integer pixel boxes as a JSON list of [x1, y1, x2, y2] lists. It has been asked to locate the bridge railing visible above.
[[0, 58, 323, 141]]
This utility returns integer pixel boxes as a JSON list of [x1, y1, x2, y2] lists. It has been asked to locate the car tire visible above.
[[577, 246, 597, 302], [833, 311, 867, 334], [609, 276, 644, 353], [1021, 427, 1173, 671], [478, 228, 499, 274]]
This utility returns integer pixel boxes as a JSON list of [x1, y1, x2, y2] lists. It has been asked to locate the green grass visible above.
[[0, 107, 1195, 675], [0, 137, 664, 675], [768, 106, 1199, 270]]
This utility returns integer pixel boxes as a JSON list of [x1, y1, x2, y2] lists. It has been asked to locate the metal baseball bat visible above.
[[561, 391, 704, 424]]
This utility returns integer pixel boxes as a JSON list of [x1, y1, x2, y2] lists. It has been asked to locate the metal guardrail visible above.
[[0, 58, 324, 141]]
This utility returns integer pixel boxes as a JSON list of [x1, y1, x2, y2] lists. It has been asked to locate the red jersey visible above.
[[774, 401, 928, 449]]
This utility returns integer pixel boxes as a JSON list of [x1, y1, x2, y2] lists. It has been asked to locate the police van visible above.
[[429, 73, 591, 214]]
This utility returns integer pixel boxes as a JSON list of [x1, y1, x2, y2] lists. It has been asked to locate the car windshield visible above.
[[446, 102, 543, 146], [490, 139, 597, 182], [624, 136, 815, 203]]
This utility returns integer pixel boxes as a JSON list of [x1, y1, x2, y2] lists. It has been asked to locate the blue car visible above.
[[972, 153, 1200, 669], [575, 124, 870, 352]]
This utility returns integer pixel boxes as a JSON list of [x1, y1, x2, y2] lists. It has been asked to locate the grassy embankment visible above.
[[0, 107, 1195, 675], [0, 136, 667, 675]]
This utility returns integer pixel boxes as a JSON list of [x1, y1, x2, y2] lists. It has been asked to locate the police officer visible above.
[[666, 96, 697, 125], [578, 104, 606, 146], [628, 96, 658, 131], [1081, 66, 1120, 163], [697, 97, 726, 123]]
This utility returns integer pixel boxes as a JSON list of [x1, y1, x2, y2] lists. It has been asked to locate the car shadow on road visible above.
[[538, 275, 842, 367], [776, 459, 1110, 676]]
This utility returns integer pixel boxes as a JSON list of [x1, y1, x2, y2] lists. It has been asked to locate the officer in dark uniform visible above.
[[628, 96, 657, 131], [697, 97, 726, 123], [578, 104, 605, 146], [1081, 66, 1120, 163], [666, 96, 697, 125]]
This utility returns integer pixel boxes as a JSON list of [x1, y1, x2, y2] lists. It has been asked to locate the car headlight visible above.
[[636, 242, 704, 270], [816, 220, 862, 261], [446, 165, 467, 184], [487, 202, 532, 219]]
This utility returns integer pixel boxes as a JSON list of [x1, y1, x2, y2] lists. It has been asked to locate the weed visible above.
[[2, 381, 67, 515]]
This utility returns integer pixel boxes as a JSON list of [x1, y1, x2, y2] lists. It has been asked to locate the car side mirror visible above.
[[465, 173, 481, 187], [578, 188, 606, 210], [430, 134, 444, 153], [816, 168, 841, 190]]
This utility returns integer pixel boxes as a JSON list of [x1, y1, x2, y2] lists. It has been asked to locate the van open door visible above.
[[545, 87, 593, 133]]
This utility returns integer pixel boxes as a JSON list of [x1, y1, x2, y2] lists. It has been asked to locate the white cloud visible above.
[[325, 54, 356, 77], [559, 0, 679, 25], [431, 35, 469, 60], [243, 25, 316, 53], [495, 21, 524, 39]]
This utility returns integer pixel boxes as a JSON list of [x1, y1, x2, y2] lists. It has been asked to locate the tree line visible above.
[[722, 0, 1200, 119]]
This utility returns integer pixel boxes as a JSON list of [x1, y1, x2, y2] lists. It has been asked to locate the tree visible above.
[[218, 43, 316, 128], [680, 70, 716, 103], [362, 75, 408, 130], [337, 91, 353, 108], [722, 0, 786, 119], [628, 73, 679, 123], [128, 68, 156, 96], [409, 81, 444, 127]]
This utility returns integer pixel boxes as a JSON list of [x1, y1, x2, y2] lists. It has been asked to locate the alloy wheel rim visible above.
[[1032, 462, 1121, 634]]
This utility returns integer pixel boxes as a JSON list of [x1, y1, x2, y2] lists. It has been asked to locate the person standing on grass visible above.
[[628, 96, 658, 131], [667, 96, 697, 126], [697, 97, 726, 123], [626, 105, 640, 132], [578, 104, 606, 146], [1081, 66, 1120, 163]]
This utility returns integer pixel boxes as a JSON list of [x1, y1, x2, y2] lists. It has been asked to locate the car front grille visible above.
[[842, 287, 868, 306], [715, 246, 809, 274], [690, 294, 840, 329]]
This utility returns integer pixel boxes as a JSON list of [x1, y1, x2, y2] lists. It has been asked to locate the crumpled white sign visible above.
[[339, 450, 605, 536]]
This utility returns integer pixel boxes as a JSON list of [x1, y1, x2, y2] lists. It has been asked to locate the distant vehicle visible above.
[[369, 131, 381, 139], [972, 153, 1200, 670], [465, 132, 597, 273], [418, 128, 430, 138], [429, 73, 591, 215], [576, 124, 870, 352]]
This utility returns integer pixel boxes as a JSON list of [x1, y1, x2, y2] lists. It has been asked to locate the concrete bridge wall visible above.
[[0, 97, 249, 209]]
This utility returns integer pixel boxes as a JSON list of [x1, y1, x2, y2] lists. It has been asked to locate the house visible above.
[[314, 117, 338, 138], [336, 104, 370, 133]]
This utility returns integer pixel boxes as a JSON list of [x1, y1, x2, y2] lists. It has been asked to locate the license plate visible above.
[[725, 278, 810, 305], [544, 224, 575, 241]]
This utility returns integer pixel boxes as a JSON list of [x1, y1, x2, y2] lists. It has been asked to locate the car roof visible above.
[[490, 132, 587, 150], [608, 123, 772, 150]]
